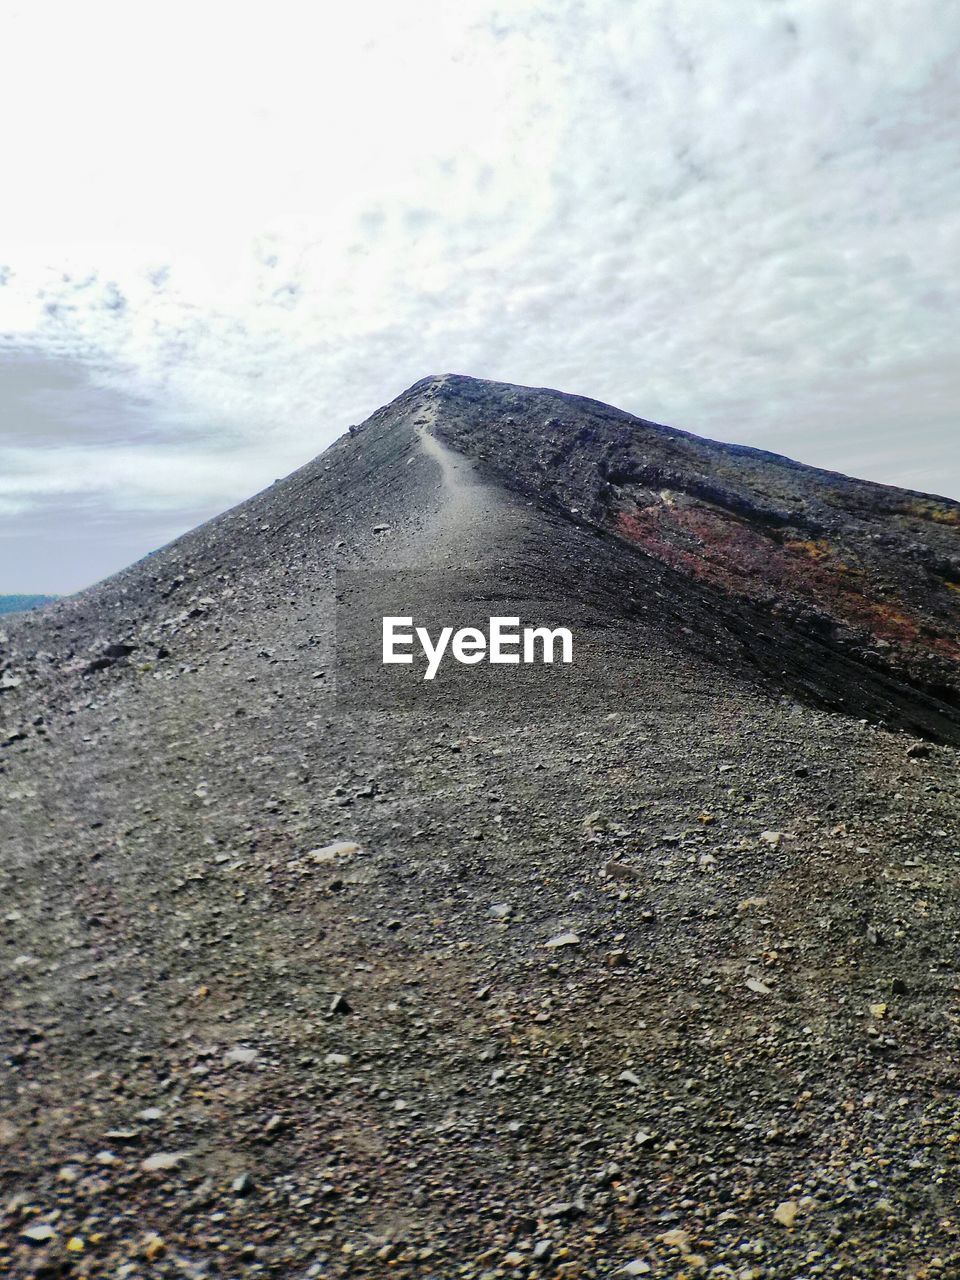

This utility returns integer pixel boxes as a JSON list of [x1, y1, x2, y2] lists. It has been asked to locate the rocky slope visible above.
[[1, 376, 959, 1280], [428, 377, 960, 739]]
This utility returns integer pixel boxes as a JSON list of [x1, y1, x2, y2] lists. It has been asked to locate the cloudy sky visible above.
[[2, 0, 958, 593]]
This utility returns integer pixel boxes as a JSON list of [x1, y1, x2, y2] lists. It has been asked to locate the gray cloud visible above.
[[1, 0, 958, 592]]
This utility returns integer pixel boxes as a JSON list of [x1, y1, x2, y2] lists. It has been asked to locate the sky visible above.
[[1, 0, 958, 593]]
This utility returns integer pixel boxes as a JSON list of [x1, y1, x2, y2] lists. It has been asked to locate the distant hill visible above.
[[0, 594, 57, 615]]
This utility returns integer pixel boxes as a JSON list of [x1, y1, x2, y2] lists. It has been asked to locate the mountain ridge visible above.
[[4, 374, 958, 743], [2, 374, 960, 1277]]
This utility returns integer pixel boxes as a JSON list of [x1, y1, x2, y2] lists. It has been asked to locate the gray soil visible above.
[[1, 376, 959, 1279]]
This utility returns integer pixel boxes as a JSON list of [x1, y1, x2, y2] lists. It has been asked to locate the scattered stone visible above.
[[745, 976, 772, 996], [143, 1234, 166, 1261], [544, 932, 579, 949], [661, 1228, 691, 1251], [906, 743, 931, 758], [232, 1172, 254, 1195], [329, 992, 352, 1014], [542, 1199, 583, 1220], [774, 1199, 799, 1228], [308, 841, 360, 864], [619, 1262, 652, 1277], [532, 1240, 552, 1262], [141, 1150, 191, 1172], [324, 1052, 351, 1066], [21, 1223, 57, 1245], [488, 903, 512, 919], [606, 949, 629, 968], [223, 1045, 258, 1066], [619, 1069, 642, 1087], [759, 830, 782, 846], [603, 859, 642, 881]]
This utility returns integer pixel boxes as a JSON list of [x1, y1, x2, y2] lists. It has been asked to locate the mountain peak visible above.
[[3, 376, 958, 740]]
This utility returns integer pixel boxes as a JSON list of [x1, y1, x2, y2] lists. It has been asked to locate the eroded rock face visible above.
[[428, 375, 960, 738]]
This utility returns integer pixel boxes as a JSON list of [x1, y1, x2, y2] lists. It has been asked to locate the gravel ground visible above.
[[2, 378, 959, 1278]]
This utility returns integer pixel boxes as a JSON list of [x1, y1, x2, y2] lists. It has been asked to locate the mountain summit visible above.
[[5, 373, 959, 739], [2, 377, 959, 1277]]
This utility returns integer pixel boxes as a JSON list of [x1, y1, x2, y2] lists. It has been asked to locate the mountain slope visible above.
[[1, 377, 959, 1279], [428, 376, 960, 737]]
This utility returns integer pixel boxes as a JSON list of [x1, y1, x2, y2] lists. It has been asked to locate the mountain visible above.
[[0, 595, 57, 616], [1, 376, 958, 1278]]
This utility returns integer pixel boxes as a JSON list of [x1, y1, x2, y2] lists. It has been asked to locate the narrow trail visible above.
[[398, 408, 526, 567]]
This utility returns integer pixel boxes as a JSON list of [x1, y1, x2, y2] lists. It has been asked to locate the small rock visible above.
[[532, 1240, 552, 1262], [141, 1150, 190, 1172], [906, 743, 931, 759], [661, 1228, 690, 1251], [329, 992, 352, 1015], [308, 841, 360, 864], [542, 1200, 582, 1220], [324, 1052, 351, 1067], [745, 976, 772, 996], [21, 1223, 57, 1245], [544, 932, 579, 949], [232, 1172, 254, 1196], [223, 1046, 258, 1067], [143, 1234, 166, 1261], [603, 859, 642, 881], [488, 903, 512, 919], [759, 831, 782, 847], [619, 1262, 652, 1277], [619, 1069, 642, 1087], [774, 1199, 799, 1228]]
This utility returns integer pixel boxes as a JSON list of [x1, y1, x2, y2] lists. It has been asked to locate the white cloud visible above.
[[1, 0, 958, 590]]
